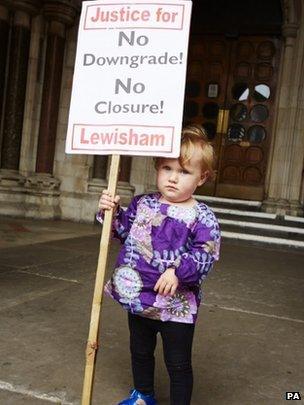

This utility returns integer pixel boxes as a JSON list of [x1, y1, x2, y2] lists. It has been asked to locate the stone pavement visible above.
[[0, 216, 303, 405]]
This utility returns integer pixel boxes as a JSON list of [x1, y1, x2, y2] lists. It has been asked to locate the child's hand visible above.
[[98, 190, 120, 212], [154, 268, 179, 297]]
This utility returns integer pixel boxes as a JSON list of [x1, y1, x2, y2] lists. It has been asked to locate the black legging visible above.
[[128, 313, 195, 405]]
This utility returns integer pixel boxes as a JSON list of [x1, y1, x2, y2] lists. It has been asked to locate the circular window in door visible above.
[[232, 83, 249, 101], [253, 84, 270, 102], [250, 104, 269, 122], [247, 125, 266, 143], [230, 103, 248, 122], [227, 124, 245, 142]]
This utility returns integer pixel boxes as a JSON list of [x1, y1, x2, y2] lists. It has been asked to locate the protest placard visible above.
[[66, 0, 192, 157], [66, 2, 193, 403]]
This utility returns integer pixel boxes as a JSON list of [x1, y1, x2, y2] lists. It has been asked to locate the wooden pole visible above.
[[81, 154, 121, 405]]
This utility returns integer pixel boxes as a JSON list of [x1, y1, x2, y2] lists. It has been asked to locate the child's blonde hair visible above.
[[155, 124, 216, 181]]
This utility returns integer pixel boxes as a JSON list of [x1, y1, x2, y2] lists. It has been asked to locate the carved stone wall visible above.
[[0, 0, 79, 219], [263, 0, 304, 215]]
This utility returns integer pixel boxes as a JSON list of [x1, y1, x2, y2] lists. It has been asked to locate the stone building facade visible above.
[[0, 0, 303, 223]]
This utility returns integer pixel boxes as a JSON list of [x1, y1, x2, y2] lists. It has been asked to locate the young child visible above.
[[97, 125, 221, 405]]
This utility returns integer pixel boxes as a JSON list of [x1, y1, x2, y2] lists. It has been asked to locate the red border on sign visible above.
[[83, 3, 185, 31], [71, 123, 175, 153]]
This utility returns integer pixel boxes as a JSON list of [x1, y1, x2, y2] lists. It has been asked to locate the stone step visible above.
[[212, 207, 277, 222], [221, 230, 304, 249], [194, 194, 304, 248], [212, 209, 304, 228], [196, 195, 262, 212], [219, 220, 304, 242]]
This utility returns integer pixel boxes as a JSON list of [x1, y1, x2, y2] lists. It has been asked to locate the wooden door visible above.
[[184, 35, 281, 200]]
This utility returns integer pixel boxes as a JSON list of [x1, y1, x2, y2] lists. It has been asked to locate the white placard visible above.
[[65, 0, 192, 157]]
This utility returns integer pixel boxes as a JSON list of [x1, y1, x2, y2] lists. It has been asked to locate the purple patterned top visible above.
[[97, 193, 221, 324]]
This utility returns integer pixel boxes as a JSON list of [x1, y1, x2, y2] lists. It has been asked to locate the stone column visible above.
[[23, 1, 77, 219], [0, 0, 39, 186], [0, 2, 10, 134], [35, 1, 76, 179], [18, 13, 44, 176], [262, 10, 304, 216]]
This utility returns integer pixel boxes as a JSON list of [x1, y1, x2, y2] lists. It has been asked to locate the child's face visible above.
[[156, 149, 207, 204]]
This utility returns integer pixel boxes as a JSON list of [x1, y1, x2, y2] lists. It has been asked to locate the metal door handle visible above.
[[216, 109, 230, 134]]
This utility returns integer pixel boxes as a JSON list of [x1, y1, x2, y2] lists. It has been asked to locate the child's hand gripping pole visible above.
[[82, 154, 121, 405], [98, 189, 121, 213]]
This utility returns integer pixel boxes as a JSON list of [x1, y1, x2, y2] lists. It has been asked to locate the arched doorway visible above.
[[184, 0, 283, 200]]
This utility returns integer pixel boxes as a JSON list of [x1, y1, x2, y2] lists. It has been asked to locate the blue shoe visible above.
[[117, 388, 157, 405]]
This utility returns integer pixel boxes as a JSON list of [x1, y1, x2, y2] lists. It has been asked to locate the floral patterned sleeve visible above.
[[175, 209, 221, 286], [96, 195, 140, 243]]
